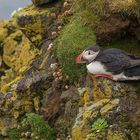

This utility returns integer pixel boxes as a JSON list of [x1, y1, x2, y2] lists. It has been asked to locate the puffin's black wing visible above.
[[96, 48, 140, 74]]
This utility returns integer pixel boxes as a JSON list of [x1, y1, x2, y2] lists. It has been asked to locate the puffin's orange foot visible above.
[[95, 74, 113, 80]]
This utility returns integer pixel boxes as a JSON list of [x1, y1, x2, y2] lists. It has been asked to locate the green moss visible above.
[[74, 0, 140, 17], [92, 118, 108, 133], [22, 113, 56, 140], [76, 11, 100, 29], [74, 0, 106, 17], [54, 19, 96, 83], [7, 113, 56, 140], [7, 128, 20, 140]]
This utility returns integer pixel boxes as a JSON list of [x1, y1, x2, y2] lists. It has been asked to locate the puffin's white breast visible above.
[[86, 61, 110, 75]]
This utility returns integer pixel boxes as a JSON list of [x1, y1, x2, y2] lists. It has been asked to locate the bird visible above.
[[76, 44, 140, 81]]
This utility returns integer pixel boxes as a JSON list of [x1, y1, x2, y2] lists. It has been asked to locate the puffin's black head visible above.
[[76, 44, 101, 63], [85, 45, 100, 52]]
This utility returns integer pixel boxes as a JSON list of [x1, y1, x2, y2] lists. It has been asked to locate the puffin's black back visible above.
[[95, 48, 140, 75], [124, 66, 140, 77]]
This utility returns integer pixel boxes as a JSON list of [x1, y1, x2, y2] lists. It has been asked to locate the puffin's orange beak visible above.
[[76, 53, 86, 63]]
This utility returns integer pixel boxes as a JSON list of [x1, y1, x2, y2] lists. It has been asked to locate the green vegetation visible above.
[[54, 19, 96, 83], [21, 113, 56, 140], [105, 38, 140, 56], [73, 0, 101, 29], [74, 0, 106, 17], [92, 118, 108, 133], [7, 113, 56, 140], [74, 0, 140, 17], [7, 128, 20, 140]]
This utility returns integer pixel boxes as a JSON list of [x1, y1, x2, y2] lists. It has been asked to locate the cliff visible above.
[[0, 0, 140, 139]]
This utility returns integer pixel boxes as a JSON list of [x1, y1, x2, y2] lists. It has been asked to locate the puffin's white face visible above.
[[82, 50, 99, 62]]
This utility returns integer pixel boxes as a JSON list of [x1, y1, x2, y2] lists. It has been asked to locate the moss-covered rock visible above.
[[74, 0, 140, 44], [72, 76, 140, 140], [0, 0, 140, 139], [6, 113, 56, 140], [17, 4, 61, 47], [74, 0, 140, 18], [0, 20, 8, 44], [3, 30, 39, 73], [32, 0, 56, 6], [54, 18, 96, 83]]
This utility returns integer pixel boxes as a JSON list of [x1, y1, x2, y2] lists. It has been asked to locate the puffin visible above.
[[76, 45, 140, 81]]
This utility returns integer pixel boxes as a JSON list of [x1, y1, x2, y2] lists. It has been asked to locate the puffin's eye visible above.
[[88, 51, 91, 55]]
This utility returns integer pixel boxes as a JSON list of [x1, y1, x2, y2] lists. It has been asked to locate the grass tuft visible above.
[[54, 19, 96, 83]]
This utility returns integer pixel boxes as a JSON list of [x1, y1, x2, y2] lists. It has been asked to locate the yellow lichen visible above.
[[100, 99, 120, 115], [33, 97, 40, 113], [3, 30, 39, 73], [24, 20, 43, 34], [83, 110, 92, 122], [92, 77, 107, 100], [86, 133, 96, 140], [83, 89, 90, 108], [18, 5, 50, 16], [107, 129, 126, 140], [72, 125, 91, 140], [0, 20, 8, 43], [103, 80, 113, 98], [13, 111, 20, 119], [91, 99, 110, 109], [11, 91, 18, 101], [1, 76, 21, 92]]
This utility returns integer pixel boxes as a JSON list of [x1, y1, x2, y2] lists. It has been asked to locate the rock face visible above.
[[0, 0, 140, 139], [96, 16, 130, 43], [17, 4, 61, 47], [32, 0, 56, 6], [72, 76, 140, 140]]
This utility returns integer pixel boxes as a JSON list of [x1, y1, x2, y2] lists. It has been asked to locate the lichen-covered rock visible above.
[[32, 0, 56, 6], [0, 20, 8, 73], [54, 87, 79, 139], [72, 76, 140, 140], [0, 0, 140, 139], [17, 4, 61, 47], [0, 20, 8, 44], [0, 40, 55, 136], [1, 26, 39, 93], [16, 40, 54, 92], [3, 30, 39, 73], [0, 117, 17, 136]]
